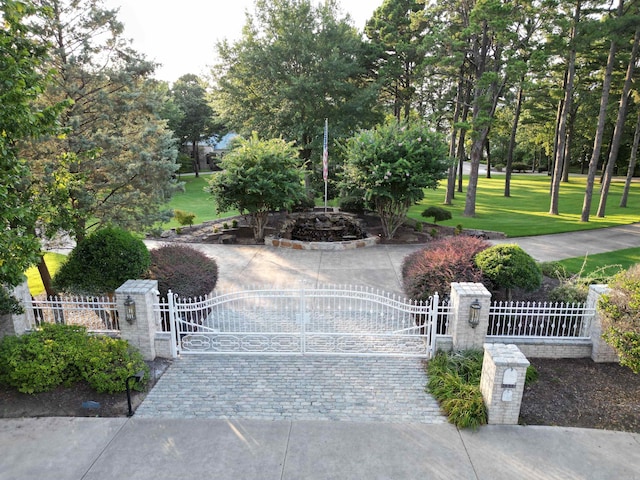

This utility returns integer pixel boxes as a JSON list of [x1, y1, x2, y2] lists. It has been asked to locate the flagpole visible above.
[[323, 118, 328, 213]]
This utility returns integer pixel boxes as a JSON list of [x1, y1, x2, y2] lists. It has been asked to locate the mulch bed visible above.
[[520, 358, 640, 433]]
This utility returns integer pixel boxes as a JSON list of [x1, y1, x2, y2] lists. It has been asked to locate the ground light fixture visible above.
[[126, 371, 146, 417], [468, 299, 481, 328], [124, 295, 136, 324]]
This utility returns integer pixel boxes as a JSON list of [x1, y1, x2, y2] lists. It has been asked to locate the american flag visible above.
[[322, 118, 328, 181]]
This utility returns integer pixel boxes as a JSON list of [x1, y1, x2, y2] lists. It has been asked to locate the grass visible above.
[[163, 174, 638, 238], [25, 253, 67, 296], [160, 173, 238, 229], [557, 247, 640, 277], [408, 175, 639, 237]]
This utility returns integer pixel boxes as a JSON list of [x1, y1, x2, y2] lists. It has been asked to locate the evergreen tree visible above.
[[24, 0, 180, 243]]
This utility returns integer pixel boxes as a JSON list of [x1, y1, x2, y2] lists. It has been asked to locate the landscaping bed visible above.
[[0, 357, 170, 418], [520, 357, 640, 433]]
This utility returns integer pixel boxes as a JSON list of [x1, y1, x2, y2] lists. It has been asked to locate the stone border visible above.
[[265, 235, 380, 250]]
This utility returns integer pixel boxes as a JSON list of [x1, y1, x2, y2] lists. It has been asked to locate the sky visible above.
[[102, 0, 383, 83]]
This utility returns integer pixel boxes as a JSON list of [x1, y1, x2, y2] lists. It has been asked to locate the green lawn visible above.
[[408, 175, 639, 237], [161, 173, 238, 229], [26, 253, 67, 296], [164, 173, 638, 238], [557, 247, 640, 277]]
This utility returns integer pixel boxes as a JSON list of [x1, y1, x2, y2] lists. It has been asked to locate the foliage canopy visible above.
[[340, 122, 449, 238], [207, 133, 306, 240]]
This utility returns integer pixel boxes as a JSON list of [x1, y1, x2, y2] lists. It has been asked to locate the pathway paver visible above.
[[136, 356, 446, 423]]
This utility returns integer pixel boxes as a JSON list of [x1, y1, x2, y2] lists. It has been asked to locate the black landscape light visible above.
[[126, 370, 146, 417]]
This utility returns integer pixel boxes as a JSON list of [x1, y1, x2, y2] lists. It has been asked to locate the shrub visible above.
[[421, 206, 452, 224], [549, 283, 588, 304], [474, 244, 542, 300], [414, 221, 423, 233], [78, 336, 148, 393], [292, 195, 316, 212], [53, 227, 150, 295], [177, 152, 193, 173], [402, 236, 490, 302], [0, 323, 147, 394], [511, 162, 530, 172], [339, 196, 366, 214], [539, 261, 569, 279], [174, 209, 196, 229], [426, 350, 487, 429], [0, 286, 23, 315], [147, 244, 219, 298], [598, 264, 640, 373]]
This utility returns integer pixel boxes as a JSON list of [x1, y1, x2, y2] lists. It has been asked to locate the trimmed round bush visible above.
[[53, 227, 150, 295], [402, 236, 490, 302], [147, 244, 219, 298], [421, 206, 452, 224], [474, 244, 542, 298]]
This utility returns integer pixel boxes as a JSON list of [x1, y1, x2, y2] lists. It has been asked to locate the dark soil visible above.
[[520, 358, 640, 433], [0, 358, 171, 418]]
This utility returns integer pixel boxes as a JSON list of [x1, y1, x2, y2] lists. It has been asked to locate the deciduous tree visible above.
[[206, 133, 306, 241], [0, 0, 64, 310], [340, 122, 449, 239], [213, 0, 382, 193]]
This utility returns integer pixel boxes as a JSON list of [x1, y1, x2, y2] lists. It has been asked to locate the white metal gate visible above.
[[165, 286, 440, 358]]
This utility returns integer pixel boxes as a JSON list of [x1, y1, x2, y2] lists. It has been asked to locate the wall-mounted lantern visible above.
[[124, 295, 136, 324], [468, 298, 481, 328]]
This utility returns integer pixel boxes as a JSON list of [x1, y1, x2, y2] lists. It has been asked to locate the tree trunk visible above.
[[562, 107, 576, 183], [485, 137, 491, 179], [457, 130, 465, 193], [37, 256, 56, 297], [457, 82, 472, 194], [505, 82, 525, 197], [464, 128, 489, 217], [549, 0, 580, 215], [620, 109, 640, 208], [191, 140, 200, 178], [597, 25, 639, 217], [581, 1, 621, 221], [445, 72, 465, 205]]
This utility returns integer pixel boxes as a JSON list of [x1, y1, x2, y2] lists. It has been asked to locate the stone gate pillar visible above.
[[587, 284, 619, 363], [450, 282, 491, 351], [115, 279, 159, 361], [480, 343, 530, 425]]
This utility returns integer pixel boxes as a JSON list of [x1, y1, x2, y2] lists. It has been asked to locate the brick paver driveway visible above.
[[136, 356, 446, 423]]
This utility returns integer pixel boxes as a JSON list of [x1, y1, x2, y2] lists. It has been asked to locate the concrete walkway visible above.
[[490, 222, 640, 263], [2, 417, 639, 480]]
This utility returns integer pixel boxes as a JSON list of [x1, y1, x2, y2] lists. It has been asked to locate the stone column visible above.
[[115, 280, 160, 361], [449, 282, 491, 351], [0, 280, 31, 339], [480, 343, 530, 425], [587, 284, 619, 363]]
